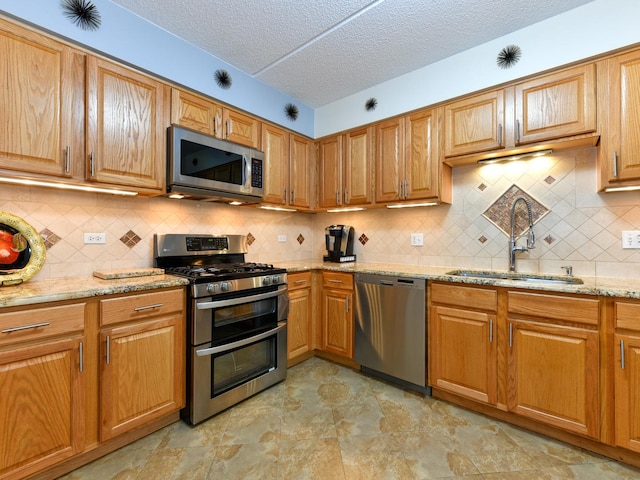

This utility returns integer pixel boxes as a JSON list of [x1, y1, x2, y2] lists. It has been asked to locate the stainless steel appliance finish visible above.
[[167, 125, 264, 203], [154, 233, 288, 425], [355, 273, 429, 394]]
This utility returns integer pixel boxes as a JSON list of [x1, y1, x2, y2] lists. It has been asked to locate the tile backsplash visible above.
[[2, 146, 640, 281]]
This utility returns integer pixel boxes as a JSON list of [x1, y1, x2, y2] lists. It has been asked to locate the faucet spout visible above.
[[509, 196, 536, 272]]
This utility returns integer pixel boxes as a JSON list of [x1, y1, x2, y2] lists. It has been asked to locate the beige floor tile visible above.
[[278, 438, 345, 480]]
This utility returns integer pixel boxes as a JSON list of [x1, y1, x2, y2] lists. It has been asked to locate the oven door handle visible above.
[[196, 285, 288, 310], [195, 322, 287, 357]]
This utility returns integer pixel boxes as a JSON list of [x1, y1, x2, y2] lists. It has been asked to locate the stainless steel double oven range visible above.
[[154, 234, 288, 425]]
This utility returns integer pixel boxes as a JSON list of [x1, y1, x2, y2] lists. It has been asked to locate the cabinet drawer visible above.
[[615, 301, 640, 330], [101, 289, 184, 326], [0, 303, 85, 347], [508, 291, 599, 326], [322, 271, 353, 290], [431, 283, 497, 311], [288, 271, 312, 290]]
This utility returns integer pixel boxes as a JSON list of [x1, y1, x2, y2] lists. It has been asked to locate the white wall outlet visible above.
[[411, 233, 424, 246], [622, 230, 640, 249], [84, 232, 106, 244], [277, 235, 287, 242]]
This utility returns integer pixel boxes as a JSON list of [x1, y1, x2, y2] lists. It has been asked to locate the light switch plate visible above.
[[622, 230, 640, 249], [277, 235, 287, 242], [411, 233, 424, 246], [84, 232, 106, 244]]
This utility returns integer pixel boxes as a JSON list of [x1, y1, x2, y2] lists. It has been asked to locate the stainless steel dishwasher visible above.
[[355, 273, 429, 394]]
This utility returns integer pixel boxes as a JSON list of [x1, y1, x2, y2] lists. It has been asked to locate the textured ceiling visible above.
[[110, 0, 594, 108]]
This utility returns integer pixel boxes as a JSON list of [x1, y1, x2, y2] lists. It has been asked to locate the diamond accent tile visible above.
[[478, 236, 487, 244], [297, 234, 305, 245], [482, 184, 549, 238], [120, 230, 141, 248], [545, 176, 556, 184], [40, 228, 61, 249], [359, 233, 369, 245], [246, 233, 255, 245], [478, 183, 487, 191], [545, 235, 556, 245]]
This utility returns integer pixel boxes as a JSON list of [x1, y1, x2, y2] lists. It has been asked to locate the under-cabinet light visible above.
[[326, 207, 367, 213], [228, 201, 244, 205], [477, 149, 553, 164], [259, 205, 297, 212], [386, 202, 439, 209], [603, 185, 640, 193], [168, 193, 185, 199], [0, 176, 138, 196]]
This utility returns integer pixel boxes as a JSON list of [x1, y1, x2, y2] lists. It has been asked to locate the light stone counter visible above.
[[0, 274, 189, 308], [275, 259, 640, 299]]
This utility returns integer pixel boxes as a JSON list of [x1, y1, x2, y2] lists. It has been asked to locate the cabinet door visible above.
[[100, 314, 185, 441], [170, 88, 219, 136], [288, 286, 312, 360], [405, 108, 440, 200], [343, 126, 374, 206], [318, 135, 343, 208], [262, 124, 289, 205], [0, 337, 84, 479], [375, 117, 403, 202], [0, 18, 84, 178], [507, 319, 599, 438], [222, 109, 261, 148], [615, 333, 640, 452], [289, 134, 314, 209], [444, 89, 505, 157], [604, 50, 640, 182], [430, 305, 496, 404], [86, 56, 166, 191], [321, 289, 353, 359], [515, 64, 596, 145]]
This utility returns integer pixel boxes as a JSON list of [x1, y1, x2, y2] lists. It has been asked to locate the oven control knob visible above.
[[271, 275, 281, 284], [220, 282, 232, 292], [206, 283, 219, 294], [262, 276, 272, 286]]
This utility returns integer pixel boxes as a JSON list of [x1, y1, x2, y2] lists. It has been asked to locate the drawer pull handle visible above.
[[2, 322, 50, 333], [106, 335, 111, 364], [133, 303, 164, 312], [328, 279, 343, 284], [79, 341, 84, 373], [293, 280, 307, 285], [489, 319, 494, 343], [621, 339, 626, 370], [509, 323, 513, 348]]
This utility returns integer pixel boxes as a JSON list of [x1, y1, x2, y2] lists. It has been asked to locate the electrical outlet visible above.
[[277, 235, 287, 242], [84, 232, 106, 244], [622, 230, 640, 249], [410, 233, 424, 246]]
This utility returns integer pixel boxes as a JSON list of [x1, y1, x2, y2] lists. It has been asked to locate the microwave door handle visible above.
[[195, 322, 287, 356], [243, 154, 251, 190], [195, 285, 288, 310]]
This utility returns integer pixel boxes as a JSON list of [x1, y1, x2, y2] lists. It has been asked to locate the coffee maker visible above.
[[324, 225, 356, 263]]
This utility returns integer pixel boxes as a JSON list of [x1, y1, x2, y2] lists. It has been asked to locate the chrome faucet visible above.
[[509, 196, 535, 272]]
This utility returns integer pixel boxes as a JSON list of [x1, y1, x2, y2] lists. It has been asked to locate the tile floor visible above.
[[61, 357, 640, 479]]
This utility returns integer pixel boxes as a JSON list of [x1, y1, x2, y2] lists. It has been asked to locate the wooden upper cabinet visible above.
[[514, 64, 596, 145], [289, 134, 314, 209], [222, 108, 261, 149], [318, 135, 343, 208], [598, 48, 640, 188], [86, 56, 167, 192], [375, 118, 403, 203], [343, 126, 374, 206], [0, 17, 85, 178], [444, 89, 505, 157], [170, 88, 219, 136], [262, 123, 290, 205]]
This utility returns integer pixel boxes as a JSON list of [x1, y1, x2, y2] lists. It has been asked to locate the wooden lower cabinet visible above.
[[287, 272, 313, 364], [320, 272, 354, 360]]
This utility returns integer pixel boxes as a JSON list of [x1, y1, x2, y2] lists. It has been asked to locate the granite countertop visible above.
[[0, 274, 189, 309], [275, 259, 640, 299]]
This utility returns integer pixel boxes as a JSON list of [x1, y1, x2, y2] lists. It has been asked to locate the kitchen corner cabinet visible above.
[[317, 127, 374, 209], [320, 272, 354, 360], [0, 17, 85, 179], [376, 108, 450, 204], [613, 300, 640, 452], [86, 56, 168, 193], [99, 289, 185, 441], [287, 271, 313, 365], [597, 48, 640, 190], [507, 291, 600, 438], [444, 64, 597, 164], [430, 283, 498, 405], [0, 303, 86, 480], [262, 124, 314, 209]]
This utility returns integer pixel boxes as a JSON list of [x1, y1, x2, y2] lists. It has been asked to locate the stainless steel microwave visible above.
[[167, 125, 264, 203]]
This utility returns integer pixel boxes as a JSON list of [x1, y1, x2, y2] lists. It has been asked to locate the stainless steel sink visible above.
[[446, 270, 584, 285]]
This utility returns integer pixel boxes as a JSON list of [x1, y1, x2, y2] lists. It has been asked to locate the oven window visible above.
[[180, 139, 243, 185], [213, 296, 277, 342], [212, 336, 276, 397]]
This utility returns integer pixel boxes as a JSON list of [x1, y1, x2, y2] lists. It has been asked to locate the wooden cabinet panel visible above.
[[507, 319, 599, 438], [0, 18, 84, 178], [222, 109, 261, 149], [515, 64, 596, 145], [170, 88, 218, 136], [262, 123, 290, 205], [100, 289, 184, 326], [430, 305, 496, 404], [615, 333, 640, 452], [0, 336, 84, 479], [507, 291, 599, 326], [431, 283, 497, 311], [86, 56, 166, 191], [344, 126, 374, 205], [321, 272, 353, 360], [318, 135, 343, 208], [404, 108, 441, 200], [0, 303, 85, 347], [289, 134, 313, 209], [375, 118, 404, 202], [288, 283, 312, 360], [322, 271, 354, 290], [615, 301, 640, 330]]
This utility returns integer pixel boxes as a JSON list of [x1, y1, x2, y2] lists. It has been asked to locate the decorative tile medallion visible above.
[[120, 230, 141, 248], [482, 184, 549, 237], [40, 228, 61, 249], [544, 235, 556, 245], [478, 183, 487, 191], [478, 236, 487, 244], [359, 233, 369, 245], [246, 233, 255, 245], [544, 176, 556, 185], [297, 234, 305, 245]]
